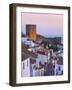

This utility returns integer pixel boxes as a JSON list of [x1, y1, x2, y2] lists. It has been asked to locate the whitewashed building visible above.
[[21, 57, 31, 77], [21, 53, 37, 77], [36, 54, 47, 67], [52, 56, 63, 75], [36, 49, 53, 67], [21, 44, 37, 77], [54, 64, 63, 75]]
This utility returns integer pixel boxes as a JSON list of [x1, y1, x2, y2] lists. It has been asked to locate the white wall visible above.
[[0, 0, 72, 90], [36, 54, 47, 67], [21, 58, 30, 77]]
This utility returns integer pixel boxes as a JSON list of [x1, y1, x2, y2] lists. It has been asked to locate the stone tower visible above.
[[26, 24, 36, 41]]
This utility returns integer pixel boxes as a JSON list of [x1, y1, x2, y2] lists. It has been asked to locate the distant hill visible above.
[[46, 37, 62, 45], [37, 34, 46, 41], [21, 33, 62, 45], [37, 34, 61, 45]]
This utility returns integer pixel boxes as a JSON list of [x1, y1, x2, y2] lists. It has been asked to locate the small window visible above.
[[27, 60, 28, 67], [59, 66, 61, 71], [23, 63, 25, 69], [53, 65, 55, 68]]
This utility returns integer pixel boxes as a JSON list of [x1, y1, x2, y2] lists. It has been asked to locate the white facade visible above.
[[21, 58, 31, 77], [22, 37, 27, 43], [36, 54, 47, 67], [32, 69, 40, 77], [30, 41, 35, 47], [54, 64, 63, 75], [47, 52, 50, 60], [22, 37, 31, 46]]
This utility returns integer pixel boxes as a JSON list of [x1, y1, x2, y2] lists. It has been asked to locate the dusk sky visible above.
[[21, 13, 63, 38]]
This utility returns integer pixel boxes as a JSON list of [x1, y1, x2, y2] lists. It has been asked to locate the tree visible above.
[[41, 40, 49, 48]]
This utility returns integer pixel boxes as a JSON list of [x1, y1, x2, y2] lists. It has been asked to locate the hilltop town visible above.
[[21, 24, 63, 77]]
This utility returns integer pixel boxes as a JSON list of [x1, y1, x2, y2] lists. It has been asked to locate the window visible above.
[[27, 60, 28, 67], [23, 63, 25, 69], [59, 66, 61, 71], [53, 65, 55, 68]]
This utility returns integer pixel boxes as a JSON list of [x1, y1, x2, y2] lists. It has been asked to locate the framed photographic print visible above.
[[9, 3, 70, 86]]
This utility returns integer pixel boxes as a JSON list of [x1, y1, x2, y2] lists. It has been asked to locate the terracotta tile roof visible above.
[[22, 43, 28, 51], [22, 53, 29, 60], [37, 48, 48, 55], [22, 43, 37, 61]]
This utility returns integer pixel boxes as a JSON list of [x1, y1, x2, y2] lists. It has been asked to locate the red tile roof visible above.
[[22, 43, 37, 61]]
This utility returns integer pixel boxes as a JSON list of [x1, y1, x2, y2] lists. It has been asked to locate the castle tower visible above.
[[26, 24, 36, 41]]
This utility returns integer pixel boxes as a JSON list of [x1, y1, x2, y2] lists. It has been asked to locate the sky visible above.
[[21, 13, 63, 38]]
